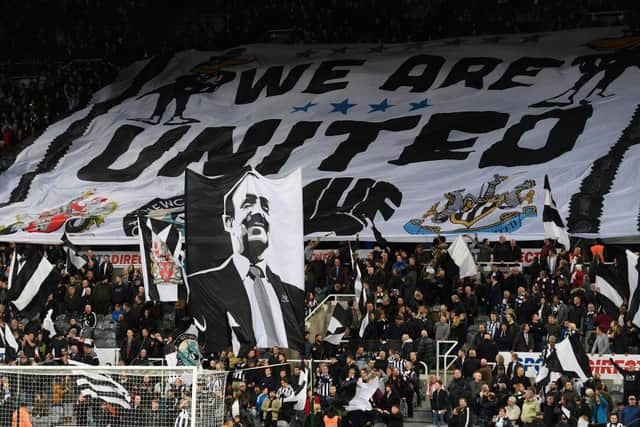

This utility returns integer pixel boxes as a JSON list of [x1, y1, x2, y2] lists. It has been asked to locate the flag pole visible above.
[[309, 357, 315, 427]]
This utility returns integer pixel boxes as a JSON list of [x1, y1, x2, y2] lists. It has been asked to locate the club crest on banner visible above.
[[175, 330, 201, 367], [405, 174, 537, 235], [0, 190, 117, 235], [123, 195, 184, 236], [151, 238, 182, 284]]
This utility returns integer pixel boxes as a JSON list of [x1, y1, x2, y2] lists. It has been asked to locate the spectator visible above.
[[493, 236, 512, 262], [520, 390, 540, 426], [590, 239, 605, 264]]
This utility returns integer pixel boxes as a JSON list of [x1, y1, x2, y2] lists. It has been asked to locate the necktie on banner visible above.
[[543, 174, 571, 249], [186, 167, 305, 353], [248, 265, 279, 346]]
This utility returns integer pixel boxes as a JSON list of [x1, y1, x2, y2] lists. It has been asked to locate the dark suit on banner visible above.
[[190, 255, 304, 352]]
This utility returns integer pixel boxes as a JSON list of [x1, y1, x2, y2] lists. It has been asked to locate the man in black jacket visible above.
[[415, 329, 436, 369], [431, 380, 449, 426], [610, 357, 640, 400]]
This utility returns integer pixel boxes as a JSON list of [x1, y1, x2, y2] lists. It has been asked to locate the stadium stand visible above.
[[1, 1, 639, 426]]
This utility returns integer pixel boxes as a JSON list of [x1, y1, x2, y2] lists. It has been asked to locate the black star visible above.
[[296, 49, 315, 58], [445, 38, 463, 46], [331, 47, 348, 54], [521, 35, 542, 43]]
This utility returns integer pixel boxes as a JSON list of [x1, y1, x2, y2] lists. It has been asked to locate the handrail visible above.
[[305, 293, 355, 322], [418, 360, 428, 376], [436, 340, 459, 387]]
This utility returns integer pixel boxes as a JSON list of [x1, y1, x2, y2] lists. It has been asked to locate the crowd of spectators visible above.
[[0, 235, 637, 426], [295, 236, 640, 426]]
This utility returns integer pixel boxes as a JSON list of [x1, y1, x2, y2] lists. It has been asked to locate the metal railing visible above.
[[305, 293, 355, 322], [436, 340, 459, 387]]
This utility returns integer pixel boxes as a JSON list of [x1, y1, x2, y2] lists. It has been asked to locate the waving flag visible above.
[[448, 235, 477, 278], [61, 232, 87, 270], [325, 304, 350, 346], [543, 174, 570, 249], [7, 248, 55, 312], [138, 216, 187, 302]]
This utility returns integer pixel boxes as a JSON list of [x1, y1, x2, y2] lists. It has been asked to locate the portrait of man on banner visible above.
[[186, 168, 305, 353]]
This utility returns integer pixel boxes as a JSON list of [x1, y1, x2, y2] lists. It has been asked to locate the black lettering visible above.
[[319, 116, 421, 172], [303, 177, 402, 235], [390, 111, 509, 165], [158, 127, 234, 177], [489, 57, 563, 90], [78, 125, 189, 182], [256, 121, 322, 175], [479, 104, 593, 167], [440, 57, 502, 89], [303, 59, 366, 94], [203, 120, 281, 175], [379, 55, 445, 92], [235, 64, 311, 104]]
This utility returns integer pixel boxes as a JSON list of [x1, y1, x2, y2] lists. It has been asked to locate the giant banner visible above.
[[0, 28, 639, 244], [186, 168, 305, 352]]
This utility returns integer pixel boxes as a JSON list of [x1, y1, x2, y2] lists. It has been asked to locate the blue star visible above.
[[330, 98, 356, 115], [291, 102, 317, 113], [369, 98, 394, 113], [409, 98, 432, 111]]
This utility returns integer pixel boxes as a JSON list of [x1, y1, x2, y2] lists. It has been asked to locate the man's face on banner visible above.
[[224, 174, 270, 263]]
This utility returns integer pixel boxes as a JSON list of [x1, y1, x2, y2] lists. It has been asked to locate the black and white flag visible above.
[[546, 334, 592, 382], [354, 261, 370, 339], [344, 377, 380, 412], [594, 260, 628, 316], [543, 174, 570, 249], [7, 248, 55, 312], [61, 232, 87, 270], [619, 250, 640, 326], [69, 361, 132, 408], [326, 304, 350, 346], [138, 216, 187, 302], [186, 167, 305, 352], [284, 368, 308, 411], [2, 323, 18, 353], [43, 308, 57, 337], [448, 235, 477, 278]]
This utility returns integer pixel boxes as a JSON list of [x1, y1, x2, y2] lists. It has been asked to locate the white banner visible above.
[[500, 351, 640, 381], [0, 28, 639, 244]]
